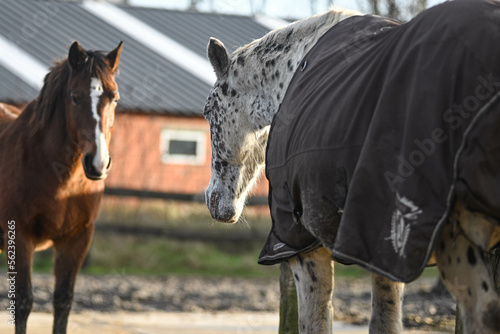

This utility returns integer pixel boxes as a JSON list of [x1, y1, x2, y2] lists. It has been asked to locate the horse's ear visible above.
[[68, 41, 89, 71], [106, 41, 123, 73], [207, 38, 229, 79]]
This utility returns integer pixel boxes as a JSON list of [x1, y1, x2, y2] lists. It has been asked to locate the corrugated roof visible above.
[[0, 64, 38, 103], [0, 0, 273, 116]]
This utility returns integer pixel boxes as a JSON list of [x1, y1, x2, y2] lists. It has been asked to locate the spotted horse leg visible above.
[[435, 200, 500, 334], [289, 247, 334, 334], [369, 273, 404, 333]]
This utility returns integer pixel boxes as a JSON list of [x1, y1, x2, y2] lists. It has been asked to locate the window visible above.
[[160, 129, 206, 165]]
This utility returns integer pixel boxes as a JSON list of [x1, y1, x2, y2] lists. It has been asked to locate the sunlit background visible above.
[[0, 1, 457, 332], [129, 0, 447, 20]]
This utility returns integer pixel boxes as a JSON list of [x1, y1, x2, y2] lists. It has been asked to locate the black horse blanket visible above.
[[259, 0, 500, 282]]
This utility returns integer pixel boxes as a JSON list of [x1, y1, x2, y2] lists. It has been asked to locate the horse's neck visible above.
[[239, 9, 362, 127], [16, 101, 78, 176]]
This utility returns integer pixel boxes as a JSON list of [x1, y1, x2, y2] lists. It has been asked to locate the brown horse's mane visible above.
[[25, 49, 116, 135]]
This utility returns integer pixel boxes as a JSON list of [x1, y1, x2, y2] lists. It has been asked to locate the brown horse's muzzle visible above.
[[83, 153, 112, 180]]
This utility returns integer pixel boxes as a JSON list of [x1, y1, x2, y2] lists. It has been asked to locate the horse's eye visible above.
[[70, 91, 81, 105], [109, 91, 120, 105]]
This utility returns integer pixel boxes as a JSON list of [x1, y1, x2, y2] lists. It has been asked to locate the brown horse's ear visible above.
[[68, 41, 88, 71], [106, 41, 123, 73], [207, 38, 229, 79]]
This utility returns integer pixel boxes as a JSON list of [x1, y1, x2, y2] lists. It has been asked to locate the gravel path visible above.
[[0, 274, 456, 332]]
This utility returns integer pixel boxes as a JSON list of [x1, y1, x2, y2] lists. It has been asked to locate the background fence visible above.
[[99, 187, 269, 243], [37, 187, 279, 277]]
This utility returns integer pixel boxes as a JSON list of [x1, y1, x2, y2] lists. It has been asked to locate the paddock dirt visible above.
[[0, 274, 456, 333]]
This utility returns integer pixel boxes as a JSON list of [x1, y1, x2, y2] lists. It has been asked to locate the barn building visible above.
[[0, 0, 282, 197]]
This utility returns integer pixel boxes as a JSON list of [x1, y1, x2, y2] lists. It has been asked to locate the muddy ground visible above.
[[0, 274, 456, 332]]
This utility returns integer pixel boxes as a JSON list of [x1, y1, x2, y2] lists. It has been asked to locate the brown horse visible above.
[[0, 41, 123, 334]]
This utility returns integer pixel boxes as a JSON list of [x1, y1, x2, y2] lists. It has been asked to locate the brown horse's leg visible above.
[[435, 201, 500, 333], [14, 237, 35, 334], [369, 273, 404, 334], [52, 223, 94, 334], [289, 247, 334, 334]]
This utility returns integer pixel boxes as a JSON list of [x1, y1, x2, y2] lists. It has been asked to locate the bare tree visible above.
[[249, 0, 268, 15], [310, 0, 318, 15], [386, 0, 401, 18], [370, 0, 381, 15], [361, 0, 428, 21], [179, 0, 428, 21], [259, 0, 268, 14], [407, 0, 428, 17], [188, 0, 203, 11]]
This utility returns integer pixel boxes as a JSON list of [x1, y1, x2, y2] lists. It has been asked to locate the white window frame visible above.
[[160, 128, 206, 165]]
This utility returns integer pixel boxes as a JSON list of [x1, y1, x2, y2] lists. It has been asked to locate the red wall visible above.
[[106, 112, 268, 196]]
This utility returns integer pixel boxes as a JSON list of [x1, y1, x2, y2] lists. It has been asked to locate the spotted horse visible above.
[[203, 1, 500, 333]]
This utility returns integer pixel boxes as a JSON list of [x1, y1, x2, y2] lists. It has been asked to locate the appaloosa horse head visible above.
[[203, 9, 359, 224], [203, 38, 270, 223]]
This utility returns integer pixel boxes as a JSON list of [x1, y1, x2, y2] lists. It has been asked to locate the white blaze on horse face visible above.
[[89, 77, 109, 174]]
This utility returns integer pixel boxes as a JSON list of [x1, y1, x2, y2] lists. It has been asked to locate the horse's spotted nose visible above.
[[208, 191, 219, 218], [206, 189, 236, 223], [210, 192, 218, 209]]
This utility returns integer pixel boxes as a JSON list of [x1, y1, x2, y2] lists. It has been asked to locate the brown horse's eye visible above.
[[70, 91, 82, 105], [110, 91, 120, 105]]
